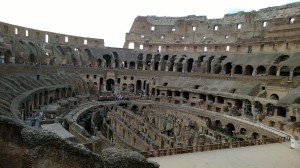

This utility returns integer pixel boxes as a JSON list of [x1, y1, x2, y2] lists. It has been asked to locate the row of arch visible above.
[[19, 87, 75, 120]]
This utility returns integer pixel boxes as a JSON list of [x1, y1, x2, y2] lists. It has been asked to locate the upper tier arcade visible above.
[[124, 2, 300, 54]]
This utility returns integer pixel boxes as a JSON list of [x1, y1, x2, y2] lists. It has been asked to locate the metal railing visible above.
[[141, 137, 288, 158]]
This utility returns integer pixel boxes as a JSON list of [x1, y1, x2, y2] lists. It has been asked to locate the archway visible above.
[[239, 128, 247, 135], [129, 61, 135, 69], [225, 123, 235, 136], [252, 132, 259, 139], [103, 55, 112, 68], [224, 62, 232, 74], [293, 66, 300, 77], [256, 66, 266, 75], [280, 66, 290, 76], [122, 83, 127, 91], [234, 65, 242, 74], [129, 84, 135, 93], [136, 80, 142, 94], [270, 94, 279, 100], [214, 120, 223, 131], [4, 50, 12, 63], [106, 79, 115, 92], [244, 65, 253, 75], [29, 53, 36, 64], [154, 61, 159, 71], [277, 107, 286, 117], [268, 66, 277, 76], [137, 61, 143, 69], [187, 58, 194, 72], [97, 59, 102, 67]]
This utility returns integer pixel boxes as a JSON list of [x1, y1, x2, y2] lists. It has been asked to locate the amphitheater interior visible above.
[[0, 2, 300, 168]]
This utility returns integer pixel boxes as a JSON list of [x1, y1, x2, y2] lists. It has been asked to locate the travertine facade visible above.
[[0, 2, 300, 168]]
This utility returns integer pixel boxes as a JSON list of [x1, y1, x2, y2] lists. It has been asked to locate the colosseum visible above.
[[0, 2, 300, 168]]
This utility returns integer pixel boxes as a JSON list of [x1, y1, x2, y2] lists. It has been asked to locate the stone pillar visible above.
[[276, 68, 280, 76], [112, 60, 116, 68], [103, 81, 107, 92], [158, 61, 162, 71], [143, 62, 146, 70], [182, 63, 187, 73], [150, 59, 154, 70], [289, 70, 293, 81], [173, 63, 177, 72], [165, 61, 170, 71]]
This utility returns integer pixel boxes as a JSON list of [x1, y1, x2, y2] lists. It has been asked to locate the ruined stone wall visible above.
[[124, 2, 300, 54]]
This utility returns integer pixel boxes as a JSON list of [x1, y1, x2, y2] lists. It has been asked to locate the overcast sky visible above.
[[0, 0, 298, 48]]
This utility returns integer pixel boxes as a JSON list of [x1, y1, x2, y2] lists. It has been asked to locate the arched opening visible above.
[[106, 79, 115, 92], [268, 66, 277, 76], [174, 91, 180, 97], [137, 61, 143, 69], [129, 84, 135, 93], [213, 63, 222, 74], [239, 128, 247, 135], [154, 61, 159, 71], [97, 59, 102, 67], [187, 58, 194, 72], [145, 54, 152, 70], [244, 65, 253, 75], [234, 65, 242, 74], [161, 55, 169, 71], [167, 90, 172, 97], [214, 120, 223, 131], [146, 83, 150, 96], [129, 61, 135, 69], [277, 107, 286, 117], [224, 62, 232, 74], [270, 94, 279, 100], [205, 118, 212, 128], [252, 132, 259, 139], [122, 83, 127, 91], [256, 66, 266, 75], [169, 55, 176, 71], [199, 94, 206, 101], [207, 95, 215, 103], [137, 53, 143, 61], [253, 101, 263, 115], [44, 91, 49, 105], [4, 50, 12, 63], [113, 52, 119, 68], [122, 61, 128, 68], [151, 88, 155, 96], [182, 92, 189, 100], [225, 123, 235, 136], [205, 56, 214, 73], [29, 53, 36, 64], [293, 66, 300, 77], [131, 105, 139, 113], [244, 100, 252, 116], [266, 103, 274, 116], [49, 97, 53, 104], [154, 54, 160, 71], [274, 55, 289, 64], [136, 80, 142, 94], [103, 55, 112, 68], [280, 66, 290, 76], [177, 57, 185, 72]]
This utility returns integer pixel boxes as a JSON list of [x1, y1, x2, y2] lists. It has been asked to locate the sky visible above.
[[0, 0, 299, 48]]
